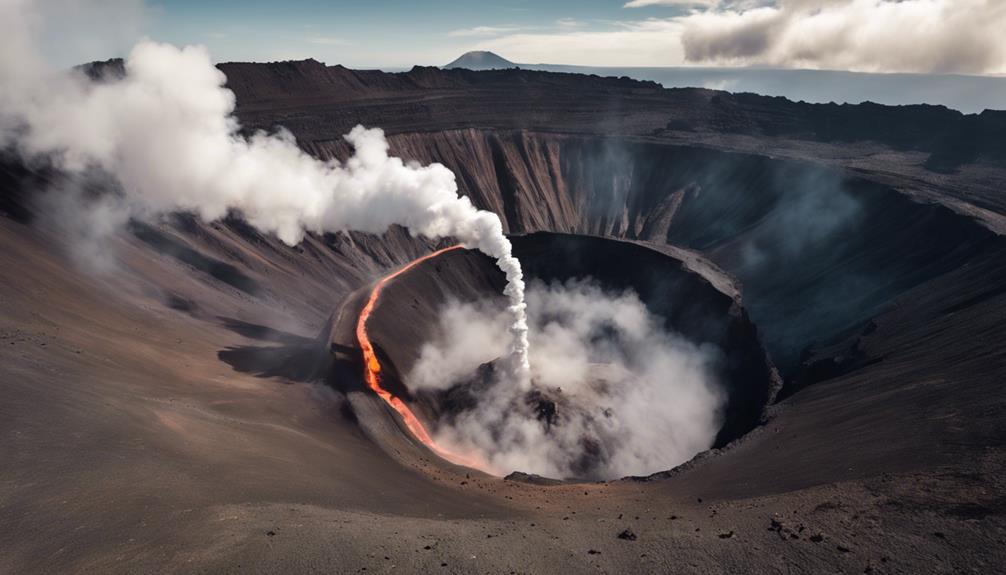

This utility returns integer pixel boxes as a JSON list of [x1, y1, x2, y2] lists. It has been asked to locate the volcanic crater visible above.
[[3, 61, 1005, 573]]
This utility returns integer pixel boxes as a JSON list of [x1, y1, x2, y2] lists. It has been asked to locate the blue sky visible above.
[[39, 0, 1006, 75], [146, 0, 694, 68]]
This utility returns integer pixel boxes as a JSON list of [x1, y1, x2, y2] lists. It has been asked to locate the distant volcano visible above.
[[443, 51, 516, 70]]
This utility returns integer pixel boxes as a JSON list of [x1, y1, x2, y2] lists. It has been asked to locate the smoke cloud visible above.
[[0, 1, 531, 379], [737, 164, 861, 273], [410, 279, 724, 480]]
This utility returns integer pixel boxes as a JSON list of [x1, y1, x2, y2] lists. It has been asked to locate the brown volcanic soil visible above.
[[1, 64, 1006, 573]]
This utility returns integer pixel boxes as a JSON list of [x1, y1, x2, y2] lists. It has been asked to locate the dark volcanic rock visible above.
[[617, 528, 638, 541], [524, 388, 559, 430], [76, 57, 125, 81], [503, 472, 563, 486]]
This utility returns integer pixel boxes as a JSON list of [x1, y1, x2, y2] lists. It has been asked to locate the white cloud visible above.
[[475, 19, 687, 67], [555, 18, 585, 29], [479, 0, 1006, 74], [448, 25, 524, 38], [306, 36, 350, 46], [625, 0, 718, 7], [679, 0, 1006, 74]]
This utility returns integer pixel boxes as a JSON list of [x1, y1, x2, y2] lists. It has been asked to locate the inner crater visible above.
[[360, 232, 780, 481]]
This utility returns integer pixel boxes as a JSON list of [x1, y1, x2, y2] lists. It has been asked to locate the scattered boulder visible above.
[[503, 472, 562, 485], [617, 528, 637, 541]]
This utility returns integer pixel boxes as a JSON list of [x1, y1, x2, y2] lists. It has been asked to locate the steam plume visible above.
[[0, 3, 530, 379], [411, 280, 724, 480]]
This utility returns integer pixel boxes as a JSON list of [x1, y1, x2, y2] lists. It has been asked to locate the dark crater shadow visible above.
[[217, 316, 331, 383], [164, 292, 201, 316], [0, 154, 42, 224], [129, 221, 261, 295]]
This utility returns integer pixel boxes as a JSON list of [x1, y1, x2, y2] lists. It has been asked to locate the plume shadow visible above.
[[129, 221, 261, 295], [216, 316, 329, 383]]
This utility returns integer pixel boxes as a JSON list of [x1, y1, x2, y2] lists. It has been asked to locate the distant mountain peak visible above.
[[444, 51, 516, 71]]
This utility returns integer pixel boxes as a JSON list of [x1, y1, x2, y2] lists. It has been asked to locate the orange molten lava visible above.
[[355, 245, 485, 470]]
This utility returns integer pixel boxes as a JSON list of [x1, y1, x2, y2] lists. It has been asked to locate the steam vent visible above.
[[3, 27, 1006, 575]]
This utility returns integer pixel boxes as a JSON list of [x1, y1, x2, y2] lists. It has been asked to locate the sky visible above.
[[147, 0, 660, 67], [30, 0, 1006, 75]]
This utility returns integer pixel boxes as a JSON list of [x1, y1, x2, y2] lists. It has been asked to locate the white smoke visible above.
[[410, 280, 725, 480], [0, 1, 530, 379]]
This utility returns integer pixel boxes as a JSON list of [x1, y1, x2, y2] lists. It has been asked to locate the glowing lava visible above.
[[355, 245, 486, 470]]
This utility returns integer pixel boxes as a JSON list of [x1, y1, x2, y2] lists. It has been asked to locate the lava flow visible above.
[[355, 245, 486, 470]]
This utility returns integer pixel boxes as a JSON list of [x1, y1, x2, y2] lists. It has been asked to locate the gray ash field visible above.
[[1, 62, 1005, 574]]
